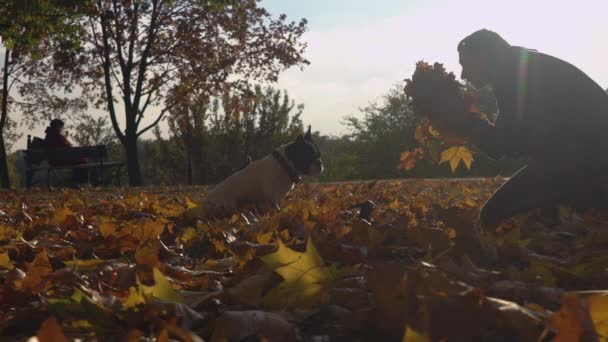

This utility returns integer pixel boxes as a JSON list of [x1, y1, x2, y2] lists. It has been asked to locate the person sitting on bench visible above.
[[44, 118, 89, 185]]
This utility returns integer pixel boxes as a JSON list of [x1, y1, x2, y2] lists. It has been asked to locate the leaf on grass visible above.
[[0, 251, 14, 270], [49, 289, 122, 334], [586, 292, 608, 339], [98, 218, 118, 237], [439, 146, 473, 173], [402, 325, 430, 342], [548, 293, 598, 342], [23, 249, 53, 293], [53, 207, 75, 225], [139, 268, 184, 303], [260, 240, 302, 269], [63, 258, 106, 270], [37, 316, 68, 342], [261, 239, 349, 309], [0, 224, 17, 240], [123, 287, 146, 309]]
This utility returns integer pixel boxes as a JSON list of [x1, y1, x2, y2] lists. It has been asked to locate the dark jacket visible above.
[[463, 46, 608, 164]]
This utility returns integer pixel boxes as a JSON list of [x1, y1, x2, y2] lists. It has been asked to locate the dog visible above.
[[187, 126, 323, 218]]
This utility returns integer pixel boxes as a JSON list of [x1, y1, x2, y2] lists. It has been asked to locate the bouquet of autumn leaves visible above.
[[400, 61, 487, 173]]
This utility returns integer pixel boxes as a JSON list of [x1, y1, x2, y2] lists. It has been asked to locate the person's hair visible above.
[[458, 29, 510, 57], [50, 118, 65, 130]]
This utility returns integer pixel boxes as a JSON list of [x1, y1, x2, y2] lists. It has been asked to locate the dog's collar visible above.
[[272, 150, 301, 184]]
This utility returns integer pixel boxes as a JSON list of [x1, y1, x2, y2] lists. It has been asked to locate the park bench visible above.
[[25, 135, 125, 188]]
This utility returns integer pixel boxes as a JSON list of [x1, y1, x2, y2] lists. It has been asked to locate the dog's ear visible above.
[[304, 125, 312, 141]]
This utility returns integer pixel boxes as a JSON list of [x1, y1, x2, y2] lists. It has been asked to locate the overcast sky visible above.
[[8, 0, 608, 149]]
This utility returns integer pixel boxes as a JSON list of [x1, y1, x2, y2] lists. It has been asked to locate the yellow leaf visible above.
[[53, 207, 75, 224], [123, 286, 146, 309], [178, 227, 197, 245], [69, 320, 93, 329], [261, 239, 349, 309], [260, 240, 302, 269], [37, 316, 68, 342], [428, 125, 441, 137], [185, 197, 198, 209], [399, 148, 424, 171], [402, 325, 430, 342], [99, 221, 118, 237], [439, 146, 474, 173], [0, 252, 14, 270], [389, 199, 400, 210], [256, 231, 274, 245], [23, 249, 53, 293], [587, 293, 608, 339], [139, 268, 184, 303], [63, 259, 105, 270], [0, 224, 17, 240], [548, 293, 598, 342], [156, 329, 169, 342]]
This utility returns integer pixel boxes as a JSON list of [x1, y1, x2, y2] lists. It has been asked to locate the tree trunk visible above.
[[124, 133, 142, 186], [186, 117, 193, 185], [0, 49, 11, 189], [0, 134, 9, 189]]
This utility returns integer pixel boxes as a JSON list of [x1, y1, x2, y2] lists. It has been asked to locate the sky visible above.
[[8, 0, 608, 149], [259, 0, 608, 135]]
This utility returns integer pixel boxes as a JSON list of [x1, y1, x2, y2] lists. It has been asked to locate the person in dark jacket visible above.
[[44, 119, 88, 184], [434, 29, 608, 229]]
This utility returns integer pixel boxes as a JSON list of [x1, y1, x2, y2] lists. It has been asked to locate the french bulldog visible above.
[[188, 126, 323, 217]]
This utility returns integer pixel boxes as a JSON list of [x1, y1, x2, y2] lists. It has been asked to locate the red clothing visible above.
[[45, 129, 73, 149], [44, 128, 86, 166]]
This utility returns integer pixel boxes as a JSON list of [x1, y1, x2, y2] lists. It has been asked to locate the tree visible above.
[[343, 84, 418, 179], [0, 0, 88, 188], [167, 85, 304, 184], [38, 0, 308, 186], [70, 114, 115, 146]]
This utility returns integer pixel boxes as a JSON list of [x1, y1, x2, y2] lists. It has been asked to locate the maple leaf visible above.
[[53, 207, 75, 225], [123, 287, 146, 309], [261, 239, 349, 309], [36, 316, 68, 342], [586, 292, 608, 339], [548, 293, 598, 342], [400, 148, 424, 171], [0, 251, 14, 270], [402, 326, 430, 342], [0, 224, 17, 240], [23, 249, 53, 293], [439, 146, 474, 173], [138, 268, 184, 303]]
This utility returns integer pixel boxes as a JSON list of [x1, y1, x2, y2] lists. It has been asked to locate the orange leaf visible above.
[[37, 316, 68, 342], [23, 249, 53, 294], [414, 125, 428, 146], [548, 293, 598, 342], [399, 148, 424, 171]]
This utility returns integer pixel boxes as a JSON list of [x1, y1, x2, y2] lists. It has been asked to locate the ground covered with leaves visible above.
[[1, 179, 608, 341]]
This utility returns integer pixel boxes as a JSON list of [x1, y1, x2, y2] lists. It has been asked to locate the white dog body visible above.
[[205, 146, 297, 210]]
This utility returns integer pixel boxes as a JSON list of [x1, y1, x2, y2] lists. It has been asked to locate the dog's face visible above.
[[285, 126, 324, 177]]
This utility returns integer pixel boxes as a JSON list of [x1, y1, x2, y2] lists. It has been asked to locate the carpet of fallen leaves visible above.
[[2, 178, 608, 341]]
